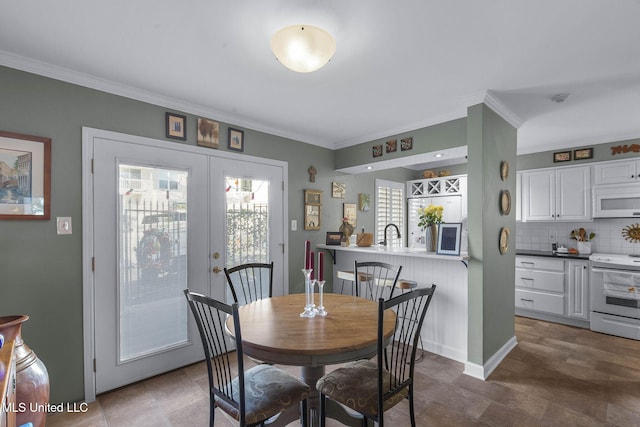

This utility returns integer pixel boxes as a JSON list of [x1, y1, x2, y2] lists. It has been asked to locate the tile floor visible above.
[[47, 316, 640, 426]]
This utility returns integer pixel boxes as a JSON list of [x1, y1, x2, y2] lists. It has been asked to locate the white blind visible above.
[[375, 179, 405, 247]]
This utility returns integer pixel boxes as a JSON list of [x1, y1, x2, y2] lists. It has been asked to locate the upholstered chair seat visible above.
[[316, 359, 408, 418]]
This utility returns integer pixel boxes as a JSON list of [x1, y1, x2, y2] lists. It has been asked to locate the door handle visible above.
[[212, 266, 222, 273]]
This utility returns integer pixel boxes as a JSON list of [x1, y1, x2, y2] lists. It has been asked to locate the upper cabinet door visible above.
[[521, 165, 592, 222], [594, 160, 639, 185], [556, 166, 591, 221], [522, 169, 555, 221]]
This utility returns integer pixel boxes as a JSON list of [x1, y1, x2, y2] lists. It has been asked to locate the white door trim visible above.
[[82, 126, 289, 402]]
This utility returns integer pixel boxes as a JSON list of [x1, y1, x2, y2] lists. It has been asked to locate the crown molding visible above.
[[483, 91, 524, 129], [0, 50, 335, 149]]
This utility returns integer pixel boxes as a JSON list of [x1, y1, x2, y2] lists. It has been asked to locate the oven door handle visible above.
[[591, 266, 640, 274]]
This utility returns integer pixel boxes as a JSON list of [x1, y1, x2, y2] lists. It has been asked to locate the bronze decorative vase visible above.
[[0, 315, 50, 427], [427, 224, 438, 252]]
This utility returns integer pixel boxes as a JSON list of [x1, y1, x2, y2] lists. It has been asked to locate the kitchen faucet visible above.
[[381, 223, 401, 246]]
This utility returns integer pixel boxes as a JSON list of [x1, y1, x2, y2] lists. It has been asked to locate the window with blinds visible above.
[[375, 179, 405, 247]]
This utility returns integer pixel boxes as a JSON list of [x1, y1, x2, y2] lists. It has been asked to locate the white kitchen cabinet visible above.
[[521, 165, 591, 222], [567, 260, 589, 320], [515, 256, 565, 316], [593, 159, 640, 185], [515, 255, 590, 327]]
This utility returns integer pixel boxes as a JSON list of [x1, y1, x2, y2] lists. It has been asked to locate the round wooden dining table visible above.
[[226, 293, 396, 427]]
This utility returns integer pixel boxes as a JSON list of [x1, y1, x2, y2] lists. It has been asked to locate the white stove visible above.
[[590, 253, 640, 271], [589, 253, 640, 340]]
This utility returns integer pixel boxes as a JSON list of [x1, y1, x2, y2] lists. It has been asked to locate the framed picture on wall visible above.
[[197, 118, 219, 148], [0, 131, 51, 220], [228, 128, 245, 152], [343, 203, 357, 227], [166, 112, 187, 140]]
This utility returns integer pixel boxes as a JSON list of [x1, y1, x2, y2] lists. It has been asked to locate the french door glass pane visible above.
[[118, 164, 189, 362], [225, 177, 270, 267]]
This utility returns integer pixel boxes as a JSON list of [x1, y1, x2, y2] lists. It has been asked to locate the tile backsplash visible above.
[[516, 218, 640, 256]]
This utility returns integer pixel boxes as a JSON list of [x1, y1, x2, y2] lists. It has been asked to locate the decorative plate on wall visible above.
[[500, 161, 509, 181], [623, 223, 640, 242], [500, 190, 511, 215], [499, 227, 510, 255]]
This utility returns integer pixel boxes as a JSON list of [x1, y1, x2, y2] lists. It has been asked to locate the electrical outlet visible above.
[[549, 231, 557, 242]]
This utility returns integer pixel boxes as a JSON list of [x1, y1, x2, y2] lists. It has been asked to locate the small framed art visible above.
[[332, 182, 346, 198], [553, 151, 572, 163], [228, 127, 244, 152], [343, 203, 357, 227], [326, 232, 343, 245], [436, 223, 462, 256], [574, 148, 593, 160], [166, 112, 187, 140], [385, 139, 397, 153], [0, 131, 51, 220], [401, 137, 413, 151], [197, 118, 219, 148]]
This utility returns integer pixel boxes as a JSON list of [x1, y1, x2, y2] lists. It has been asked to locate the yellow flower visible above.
[[417, 204, 444, 230]]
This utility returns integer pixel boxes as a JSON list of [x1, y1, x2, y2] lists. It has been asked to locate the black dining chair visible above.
[[184, 289, 310, 427], [316, 285, 436, 427], [354, 260, 402, 301], [224, 262, 274, 305]]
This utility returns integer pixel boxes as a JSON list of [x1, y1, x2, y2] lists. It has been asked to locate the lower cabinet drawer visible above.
[[515, 269, 564, 293], [515, 289, 565, 315]]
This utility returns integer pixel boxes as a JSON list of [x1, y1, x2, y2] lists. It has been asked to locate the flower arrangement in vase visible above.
[[418, 204, 444, 252]]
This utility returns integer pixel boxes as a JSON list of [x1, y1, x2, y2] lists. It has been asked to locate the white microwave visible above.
[[593, 183, 640, 218]]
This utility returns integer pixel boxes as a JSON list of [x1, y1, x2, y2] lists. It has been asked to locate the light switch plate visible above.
[[291, 220, 297, 231], [57, 217, 72, 235]]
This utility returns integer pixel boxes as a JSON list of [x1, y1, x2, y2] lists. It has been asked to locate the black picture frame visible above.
[[166, 112, 187, 140], [553, 150, 572, 163], [574, 148, 593, 160], [326, 232, 343, 245], [436, 223, 462, 256], [228, 127, 245, 152]]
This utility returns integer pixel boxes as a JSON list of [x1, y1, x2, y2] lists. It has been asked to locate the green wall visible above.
[[335, 118, 467, 170], [517, 138, 640, 171], [466, 104, 517, 365], [0, 65, 413, 403]]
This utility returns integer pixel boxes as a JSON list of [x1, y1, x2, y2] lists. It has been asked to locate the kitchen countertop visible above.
[[516, 249, 590, 260], [317, 244, 470, 261]]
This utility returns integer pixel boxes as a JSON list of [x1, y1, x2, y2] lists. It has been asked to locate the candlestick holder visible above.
[[300, 269, 316, 317], [316, 280, 327, 316]]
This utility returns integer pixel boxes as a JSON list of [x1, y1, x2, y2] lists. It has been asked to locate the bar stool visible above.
[[336, 270, 358, 296], [396, 279, 417, 293], [335, 270, 373, 296]]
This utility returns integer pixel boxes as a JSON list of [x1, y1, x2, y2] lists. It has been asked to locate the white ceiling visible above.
[[1, 0, 639, 161]]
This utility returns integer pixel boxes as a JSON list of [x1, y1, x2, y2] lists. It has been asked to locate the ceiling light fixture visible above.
[[434, 153, 443, 158], [270, 25, 336, 73]]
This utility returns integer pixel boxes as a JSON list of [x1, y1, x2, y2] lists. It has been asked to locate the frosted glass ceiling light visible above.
[[271, 25, 336, 73]]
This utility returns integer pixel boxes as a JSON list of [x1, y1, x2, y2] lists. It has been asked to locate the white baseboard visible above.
[[463, 335, 517, 380]]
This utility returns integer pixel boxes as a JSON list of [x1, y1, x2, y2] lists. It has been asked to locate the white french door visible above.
[[211, 157, 286, 301], [84, 129, 287, 398], [92, 137, 211, 394]]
